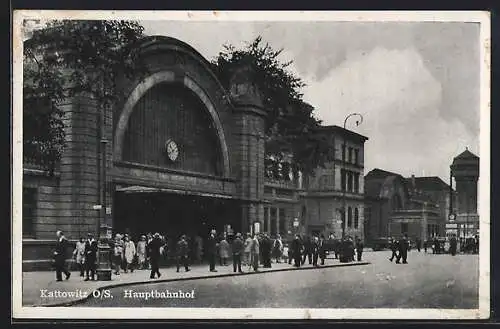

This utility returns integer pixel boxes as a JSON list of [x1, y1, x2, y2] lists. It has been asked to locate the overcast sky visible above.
[[139, 20, 480, 183]]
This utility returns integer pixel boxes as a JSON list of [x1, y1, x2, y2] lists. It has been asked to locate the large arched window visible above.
[[354, 208, 359, 228], [347, 206, 353, 228]]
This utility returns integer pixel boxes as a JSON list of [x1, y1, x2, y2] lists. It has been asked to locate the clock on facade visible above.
[[448, 213, 456, 221], [165, 139, 179, 162]]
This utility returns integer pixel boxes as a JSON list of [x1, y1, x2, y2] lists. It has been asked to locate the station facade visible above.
[[22, 36, 368, 270]]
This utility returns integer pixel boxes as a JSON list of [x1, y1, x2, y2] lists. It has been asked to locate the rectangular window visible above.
[[348, 147, 353, 163], [342, 145, 346, 161], [341, 169, 346, 191], [23, 187, 36, 238], [401, 223, 409, 235], [354, 208, 359, 229], [354, 173, 360, 193], [354, 149, 359, 165], [347, 207, 353, 228], [347, 172, 353, 192]]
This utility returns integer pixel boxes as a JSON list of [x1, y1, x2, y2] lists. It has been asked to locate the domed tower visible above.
[[450, 148, 480, 238]]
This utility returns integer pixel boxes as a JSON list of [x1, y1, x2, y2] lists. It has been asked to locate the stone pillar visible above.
[[229, 65, 267, 234], [276, 207, 280, 235]]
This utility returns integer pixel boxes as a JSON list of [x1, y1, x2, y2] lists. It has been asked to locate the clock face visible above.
[[165, 139, 179, 162]]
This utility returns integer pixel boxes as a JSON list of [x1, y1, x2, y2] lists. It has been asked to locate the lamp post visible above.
[[341, 113, 363, 239]]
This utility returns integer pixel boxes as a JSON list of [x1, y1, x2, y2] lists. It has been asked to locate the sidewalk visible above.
[[23, 258, 370, 307]]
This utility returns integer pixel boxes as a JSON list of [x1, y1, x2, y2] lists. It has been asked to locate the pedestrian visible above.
[[416, 237, 422, 252], [219, 235, 230, 266], [124, 234, 136, 273], [232, 232, 244, 273], [389, 237, 398, 262], [291, 234, 302, 267], [272, 234, 283, 263], [148, 233, 163, 279], [312, 236, 320, 267], [136, 235, 147, 270], [207, 230, 218, 272], [73, 237, 86, 277], [244, 233, 253, 267], [250, 234, 260, 272], [449, 234, 458, 256], [84, 233, 97, 281], [113, 234, 124, 275], [302, 236, 313, 265], [261, 234, 272, 268], [176, 235, 191, 272], [319, 235, 326, 265], [283, 243, 289, 264], [146, 233, 153, 269], [396, 234, 410, 264], [355, 237, 364, 261], [53, 230, 71, 281], [424, 240, 428, 253]]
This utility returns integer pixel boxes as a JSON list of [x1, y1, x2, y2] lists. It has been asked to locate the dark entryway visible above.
[[113, 190, 241, 242]]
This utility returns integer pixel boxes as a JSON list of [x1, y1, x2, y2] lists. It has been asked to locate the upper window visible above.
[[348, 147, 353, 163], [354, 149, 359, 165], [354, 208, 359, 228]]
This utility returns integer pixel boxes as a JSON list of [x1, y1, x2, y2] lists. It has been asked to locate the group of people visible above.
[[53, 228, 366, 282]]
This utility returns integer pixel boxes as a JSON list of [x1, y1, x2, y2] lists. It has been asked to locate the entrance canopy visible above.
[[116, 185, 235, 200]]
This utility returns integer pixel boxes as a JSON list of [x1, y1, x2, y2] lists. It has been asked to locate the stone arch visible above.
[[114, 70, 230, 177]]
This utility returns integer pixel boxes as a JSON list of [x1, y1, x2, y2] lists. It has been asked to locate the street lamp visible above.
[[341, 113, 364, 239]]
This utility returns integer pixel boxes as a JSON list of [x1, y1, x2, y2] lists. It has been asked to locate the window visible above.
[[354, 208, 359, 228], [401, 223, 409, 235], [341, 169, 346, 191], [23, 187, 36, 237], [354, 173, 360, 193], [347, 172, 353, 192], [348, 147, 353, 163], [341, 145, 346, 161], [354, 149, 359, 165], [347, 207, 353, 228]]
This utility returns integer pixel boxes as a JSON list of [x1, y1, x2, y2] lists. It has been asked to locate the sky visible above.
[[140, 20, 481, 184]]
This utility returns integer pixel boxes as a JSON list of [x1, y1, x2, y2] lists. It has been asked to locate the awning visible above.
[[115, 185, 235, 200]]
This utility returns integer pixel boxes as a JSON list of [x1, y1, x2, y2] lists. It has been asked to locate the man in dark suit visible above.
[[176, 234, 191, 272], [355, 237, 364, 262], [148, 233, 163, 279], [207, 230, 218, 272], [84, 232, 98, 281], [291, 234, 303, 267], [54, 230, 71, 281], [389, 237, 398, 262], [396, 234, 410, 264]]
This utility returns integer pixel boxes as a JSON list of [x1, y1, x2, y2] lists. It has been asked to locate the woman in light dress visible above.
[[73, 237, 86, 277], [219, 236, 230, 266], [136, 235, 147, 269], [123, 234, 136, 273]]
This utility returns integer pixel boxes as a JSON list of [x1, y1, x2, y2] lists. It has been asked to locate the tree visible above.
[[23, 20, 146, 174], [212, 36, 332, 178]]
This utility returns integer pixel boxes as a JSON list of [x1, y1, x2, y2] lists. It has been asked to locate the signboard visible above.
[[93, 205, 102, 210], [106, 207, 112, 215], [253, 222, 260, 234], [446, 223, 458, 229]]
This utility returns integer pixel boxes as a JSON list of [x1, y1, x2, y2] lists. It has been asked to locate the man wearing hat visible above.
[[232, 232, 244, 273], [176, 234, 190, 272], [207, 229, 218, 272], [148, 233, 163, 279], [84, 232, 97, 281]]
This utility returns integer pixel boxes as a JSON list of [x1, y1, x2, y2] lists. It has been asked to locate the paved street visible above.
[[80, 251, 478, 309]]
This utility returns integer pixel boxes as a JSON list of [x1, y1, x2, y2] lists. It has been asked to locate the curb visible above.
[[38, 261, 370, 307]]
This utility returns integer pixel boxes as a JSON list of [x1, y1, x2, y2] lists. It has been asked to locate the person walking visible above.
[[261, 234, 272, 268], [272, 234, 284, 263], [148, 233, 163, 279], [232, 233, 244, 273], [355, 237, 364, 262], [319, 235, 326, 265], [207, 230, 218, 272], [73, 237, 86, 277], [53, 230, 71, 281], [243, 233, 253, 267], [416, 237, 422, 252], [389, 237, 398, 262], [312, 236, 320, 267], [84, 233, 97, 281], [396, 234, 410, 264], [136, 235, 147, 270], [449, 234, 458, 256], [302, 236, 313, 265], [291, 234, 303, 267], [219, 236, 230, 266], [250, 234, 260, 272], [176, 235, 191, 272], [124, 234, 136, 273], [112, 234, 124, 275]]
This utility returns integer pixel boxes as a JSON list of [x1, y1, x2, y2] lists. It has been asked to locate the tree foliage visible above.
[[23, 20, 146, 174], [212, 36, 332, 177]]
